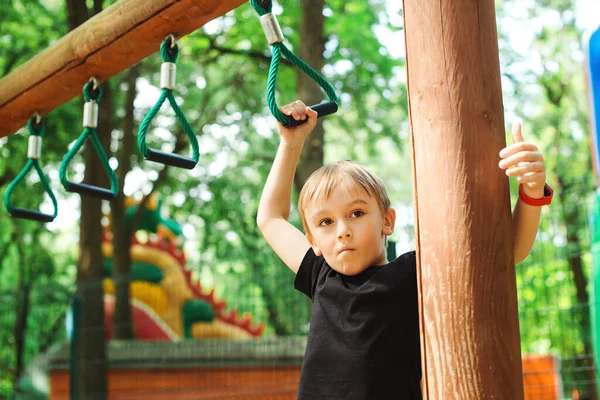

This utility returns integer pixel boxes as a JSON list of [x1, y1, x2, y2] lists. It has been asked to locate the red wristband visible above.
[[518, 183, 553, 206]]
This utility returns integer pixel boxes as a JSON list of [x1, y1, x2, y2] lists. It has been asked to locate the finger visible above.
[[498, 151, 543, 169], [499, 142, 538, 159], [516, 173, 546, 184], [306, 108, 318, 130], [306, 106, 318, 119], [504, 161, 545, 177], [512, 122, 524, 144], [280, 101, 306, 120], [291, 100, 306, 120], [280, 105, 293, 116], [293, 100, 307, 109], [292, 102, 309, 121], [506, 163, 545, 177]]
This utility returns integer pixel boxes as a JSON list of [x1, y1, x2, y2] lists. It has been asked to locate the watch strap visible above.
[[519, 183, 553, 206]]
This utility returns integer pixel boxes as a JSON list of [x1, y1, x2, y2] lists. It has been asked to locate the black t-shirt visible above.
[[294, 248, 422, 400]]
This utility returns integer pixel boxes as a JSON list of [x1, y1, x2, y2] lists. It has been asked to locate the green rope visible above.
[[138, 37, 199, 163], [58, 81, 119, 197], [250, 0, 338, 126], [250, 0, 271, 14], [4, 118, 58, 219]]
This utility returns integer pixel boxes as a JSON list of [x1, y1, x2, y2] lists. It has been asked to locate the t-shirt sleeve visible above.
[[294, 248, 326, 300], [408, 250, 416, 269], [406, 250, 417, 277]]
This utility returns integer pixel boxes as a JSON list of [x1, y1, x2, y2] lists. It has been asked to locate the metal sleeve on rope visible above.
[[160, 62, 177, 90], [260, 13, 284, 45], [83, 101, 98, 128], [27, 136, 42, 159]]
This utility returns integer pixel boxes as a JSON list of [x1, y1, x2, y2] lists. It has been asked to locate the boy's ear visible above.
[[306, 233, 322, 256], [383, 208, 396, 236]]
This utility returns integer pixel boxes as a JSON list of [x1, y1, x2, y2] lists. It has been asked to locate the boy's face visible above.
[[305, 183, 395, 276]]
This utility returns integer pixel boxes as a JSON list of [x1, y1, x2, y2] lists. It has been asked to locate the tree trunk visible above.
[[66, 0, 109, 397], [294, 0, 326, 192], [76, 196, 108, 399], [557, 179, 597, 400], [110, 65, 140, 340], [65, 0, 88, 34], [76, 88, 111, 399], [291, 0, 327, 331], [13, 284, 30, 388], [403, 0, 523, 397], [13, 234, 30, 389]]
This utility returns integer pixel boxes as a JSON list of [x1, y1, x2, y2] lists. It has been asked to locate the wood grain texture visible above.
[[0, 0, 247, 138], [402, 0, 524, 398]]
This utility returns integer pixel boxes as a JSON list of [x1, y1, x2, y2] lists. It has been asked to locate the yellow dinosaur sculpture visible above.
[[102, 196, 264, 340]]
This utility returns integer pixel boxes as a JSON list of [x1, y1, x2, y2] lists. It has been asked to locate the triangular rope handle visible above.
[[58, 79, 119, 200], [4, 115, 59, 222], [138, 35, 200, 170], [250, 0, 339, 127]]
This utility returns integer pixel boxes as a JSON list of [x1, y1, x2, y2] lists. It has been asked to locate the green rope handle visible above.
[[250, 0, 339, 126], [4, 117, 58, 222], [138, 37, 199, 165], [58, 81, 119, 199]]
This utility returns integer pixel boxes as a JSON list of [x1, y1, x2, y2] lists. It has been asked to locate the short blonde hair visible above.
[[298, 160, 391, 234]]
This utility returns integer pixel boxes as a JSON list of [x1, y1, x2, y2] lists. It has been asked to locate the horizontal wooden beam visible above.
[[0, 0, 248, 138]]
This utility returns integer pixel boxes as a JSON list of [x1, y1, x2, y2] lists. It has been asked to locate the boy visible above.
[[256, 101, 549, 399]]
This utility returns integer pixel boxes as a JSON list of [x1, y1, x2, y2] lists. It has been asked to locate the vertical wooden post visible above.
[[402, 0, 524, 398]]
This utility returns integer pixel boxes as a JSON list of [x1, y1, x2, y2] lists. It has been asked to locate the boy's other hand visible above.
[[498, 122, 546, 198], [277, 100, 318, 145]]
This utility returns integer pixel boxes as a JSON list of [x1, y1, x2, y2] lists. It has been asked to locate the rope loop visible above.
[[161, 35, 179, 63], [250, 0, 272, 15], [3, 115, 58, 222], [83, 78, 102, 102], [251, 0, 338, 126], [138, 36, 199, 169], [58, 81, 119, 200]]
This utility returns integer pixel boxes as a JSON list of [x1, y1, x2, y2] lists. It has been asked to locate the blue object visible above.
[[585, 25, 600, 184], [586, 24, 600, 387]]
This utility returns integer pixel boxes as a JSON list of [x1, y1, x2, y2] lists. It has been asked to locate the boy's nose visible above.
[[337, 223, 352, 239]]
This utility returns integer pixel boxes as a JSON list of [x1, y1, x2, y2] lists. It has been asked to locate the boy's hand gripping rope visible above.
[[138, 35, 199, 169], [250, 0, 339, 126], [58, 79, 119, 200], [4, 115, 58, 222]]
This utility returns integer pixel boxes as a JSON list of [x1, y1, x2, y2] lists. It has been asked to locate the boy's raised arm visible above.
[[257, 101, 318, 273], [498, 122, 549, 263]]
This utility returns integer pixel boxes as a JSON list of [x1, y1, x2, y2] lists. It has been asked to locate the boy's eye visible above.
[[350, 210, 364, 218], [319, 218, 333, 227]]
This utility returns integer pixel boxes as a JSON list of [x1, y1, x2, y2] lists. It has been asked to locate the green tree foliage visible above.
[[497, 0, 598, 397]]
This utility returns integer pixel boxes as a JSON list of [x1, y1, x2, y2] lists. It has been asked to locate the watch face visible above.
[[544, 185, 551, 197]]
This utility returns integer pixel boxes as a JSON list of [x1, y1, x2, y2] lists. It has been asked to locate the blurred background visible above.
[[1, 0, 600, 398]]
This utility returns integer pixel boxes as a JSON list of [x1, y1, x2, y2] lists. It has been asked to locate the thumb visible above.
[[512, 122, 524, 144], [305, 107, 318, 129], [306, 106, 318, 119]]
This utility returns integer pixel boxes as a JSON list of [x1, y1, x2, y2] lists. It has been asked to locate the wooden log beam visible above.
[[403, 0, 524, 398], [0, 0, 247, 138]]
